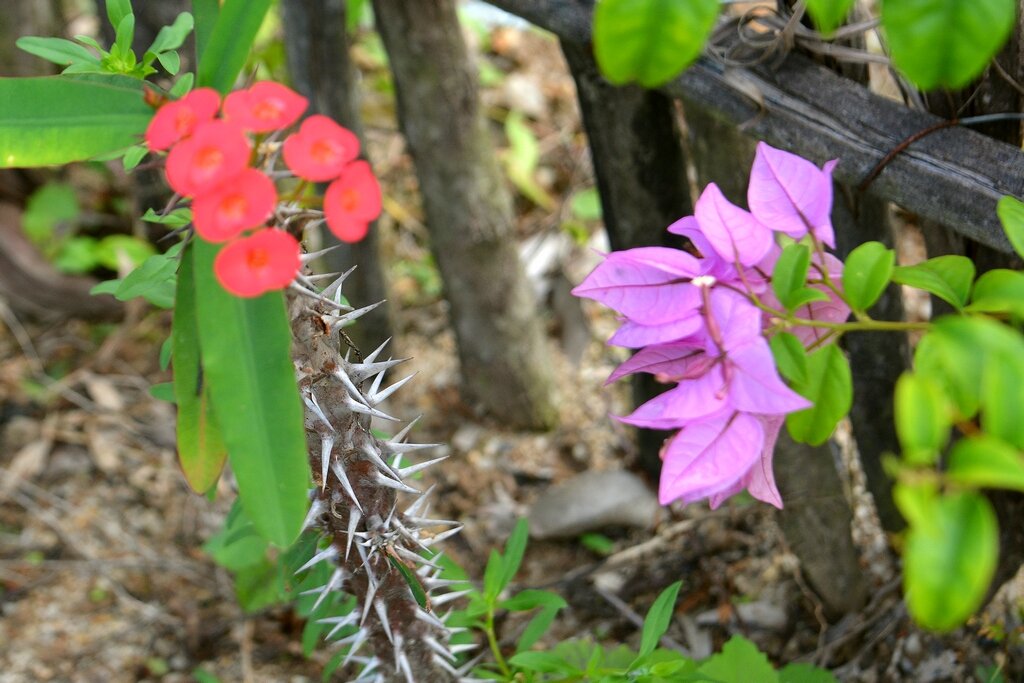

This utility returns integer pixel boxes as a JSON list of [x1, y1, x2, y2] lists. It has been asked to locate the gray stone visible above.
[[528, 470, 659, 539]]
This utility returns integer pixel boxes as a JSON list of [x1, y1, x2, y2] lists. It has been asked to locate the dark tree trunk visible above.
[[281, 0, 393, 348], [0, 0, 60, 76], [559, 39, 693, 477], [371, 0, 557, 429]]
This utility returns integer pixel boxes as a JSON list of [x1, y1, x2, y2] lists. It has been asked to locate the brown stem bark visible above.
[[370, 0, 557, 429]]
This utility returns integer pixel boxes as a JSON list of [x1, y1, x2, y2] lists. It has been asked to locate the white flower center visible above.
[[692, 275, 717, 288]]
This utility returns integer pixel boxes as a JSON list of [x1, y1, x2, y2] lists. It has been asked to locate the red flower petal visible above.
[[165, 120, 251, 197], [323, 161, 381, 243], [214, 229, 301, 297], [192, 168, 277, 242], [224, 82, 308, 133], [144, 88, 221, 151], [282, 115, 360, 182]]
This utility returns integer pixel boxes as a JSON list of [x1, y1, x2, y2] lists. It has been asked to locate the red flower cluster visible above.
[[145, 82, 383, 298]]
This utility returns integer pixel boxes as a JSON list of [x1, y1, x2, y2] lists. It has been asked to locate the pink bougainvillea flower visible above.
[[165, 120, 250, 197], [693, 183, 773, 267], [214, 229, 301, 297], [757, 246, 850, 345], [224, 81, 308, 133], [607, 315, 703, 348], [748, 141, 838, 247], [144, 87, 221, 151], [707, 415, 785, 509], [323, 161, 382, 243], [283, 115, 361, 182], [192, 168, 277, 242]]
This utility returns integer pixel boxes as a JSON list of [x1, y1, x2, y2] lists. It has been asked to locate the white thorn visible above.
[[331, 462, 364, 512], [432, 655, 459, 677], [345, 395, 400, 421], [378, 605, 396, 646], [424, 635, 456, 662], [360, 443, 397, 477], [397, 455, 449, 478], [342, 628, 371, 668], [320, 433, 335, 490], [318, 611, 359, 639], [414, 607, 446, 630], [408, 516, 462, 529], [430, 588, 473, 607], [368, 372, 416, 406], [312, 568, 347, 612], [394, 545, 434, 569], [373, 472, 419, 494], [334, 367, 366, 402], [288, 281, 349, 310], [346, 508, 362, 561], [449, 642, 479, 655], [300, 244, 344, 264], [397, 648, 414, 683], [347, 358, 409, 384], [329, 301, 385, 330], [424, 576, 465, 590], [295, 545, 338, 575], [404, 485, 436, 517], [301, 498, 326, 532], [302, 392, 334, 431], [362, 337, 390, 364], [320, 265, 357, 301], [382, 440, 440, 456], [422, 525, 463, 548]]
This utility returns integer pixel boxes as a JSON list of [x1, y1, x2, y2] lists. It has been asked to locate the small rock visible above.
[[696, 600, 787, 631], [527, 470, 659, 539]]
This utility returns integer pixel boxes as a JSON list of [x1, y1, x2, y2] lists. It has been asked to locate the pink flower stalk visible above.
[[283, 115, 361, 182], [145, 87, 221, 151], [323, 161, 382, 243], [224, 81, 308, 133], [192, 168, 277, 242], [214, 229, 301, 297], [574, 143, 850, 510], [165, 120, 250, 197]]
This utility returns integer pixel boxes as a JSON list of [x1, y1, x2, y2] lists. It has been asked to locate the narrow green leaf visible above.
[[0, 76, 152, 167], [169, 72, 194, 97], [634, 580, 682, 663], [697, 635, 779, 683], [891, 255, 975, 310], [113, 14, 136, 58], [516, 604, 565, 654], [593, 0, 720, 87], [786, 344, 852, 445], [193, 240, 309, 545], [508, 651, 580, 674], [772, 242, 812, 310], [16, 37, 101, 66], [996, 195, 1024, 260], [173, 246, 228, 494], [149, 381, 175, 403], [192, 0, 220, 64], [805, 0, 855, 34], [948, 435, 1024, 492], [197, 0, 273, 93], [106, 0, 133, 32], [500, 518, 529, 591], [841, 241, 894, 312], [483, 549, 503, 602], [898, 487, 998, 632], [501, 589, 567, 612], [122, 144, 147, 171], [770, 332, 808, 386], [882, 0, 1015, 90], [894, 373, 949, 465], [148, 12, 195, 54], [967, 269, 1024, 317]]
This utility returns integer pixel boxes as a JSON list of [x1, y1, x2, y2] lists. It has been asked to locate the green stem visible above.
[[485, 609, 511, 678]]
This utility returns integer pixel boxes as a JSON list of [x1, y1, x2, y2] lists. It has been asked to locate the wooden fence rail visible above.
[[487, 0, 1024, 253]]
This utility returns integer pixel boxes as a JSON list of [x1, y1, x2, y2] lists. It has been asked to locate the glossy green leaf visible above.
[[192, 0, 220, 63], [894, 373, 949, 465], [967, 269, 1024, 317], [634, 580, 682, 664], [173, 246, 228, 494], [113, 14, 136, 57], [0, 76, 152, 168], [698, 635, 778, 683], [948, 435, 1024, 492], [148, 12, 194, 54], [805, 0, 856, 34], [882, 0, 1015, 90], [841, 241, 894, 312], [996, 195, 1024, 260], [106, 0, 133, 31], [483, 549, 503, 602], [16, 37, 101, 67], [593, 0, 720, 87], [157, 50, 181, 75], [891, 255, 974, 310], [897, 486, 998, 632], [193, 240, 309, 545], [197, 0, 273, 93], [981, 348, 1024, 449], [500, 517, 529, 591], [773, 242, 811, 309], [786, 344, 852, 445], [770, 332, 808, 386]]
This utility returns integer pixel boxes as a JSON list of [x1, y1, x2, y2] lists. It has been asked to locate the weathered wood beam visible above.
[[486, 0, 1024, 252]]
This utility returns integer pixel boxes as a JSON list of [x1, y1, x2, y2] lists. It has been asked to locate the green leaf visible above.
[[779, 662, 838, 683], [157, 50, 181, 75], [947, 435, 1024, 492], [147, 12, 195, 54], [0, 76, 152, 168], [516, 603, 565, 653], [197, 0, 274, 93], [113, 14, 136, 59], [896, 486, 998, 632], [94, 234, 156, 271], [894, 373, 949, 465], [16, 37, 101, 66], [143, 206, 193, 228], [841, 241, 894, 312], [594, 0, 720, 87], [891, 255, 974, 310], [697, 635, 778, 683], [509, 651, 580, 674], [579, 532, 615, 555], [786, 344, 852, 445], [981, 349, 1024, 449], [23, 182, 79, 245], [112, 247, 178, 307], [570, 188, 603, 221], [633, 581, 682, 665], [54, 237, 101, 274], [772, 242, 811, 310], [483, 549, 503, 602], [882, 0, 1016, 90], [502, 589, 567, 612], [174, 246, 228, 494], [106, 0, 134, 32], [967, 269, 1024, 317], [770, 332, 809, 386], [169, 72, 194, 98], [204, 501, 269, 571], [503, 110, 554, 209], [805, 0, 855, 34], [996, 195, 1024, 260], [193, 240, 309, 546], [149, 381, 175, 403], [122, 144, 147, 171], [500, 518, 529, 591], [159, 336, 173, 371]]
